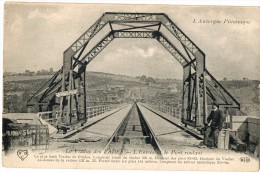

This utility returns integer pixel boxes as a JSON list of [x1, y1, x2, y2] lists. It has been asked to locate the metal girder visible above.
[[78, 32, 114, 66], [74, 31, 189, 74], [161, 17, 203, 57], [156, 32, 189, 66], [114, 31, 155, 38], [28, 12, 240, 129], [28, 32, 114, 109], [34, 69, 61, 97], [74, 31, 189, 75], [65, 14, 108, 54], [64, 13, 204, 75], [104, 12, 204, 57], [27, 69, 61, 106], [38, 79, 62, 102], [110, 13, 157, 21], [112, 23, 160, 32], [205, 69, 240, 108]]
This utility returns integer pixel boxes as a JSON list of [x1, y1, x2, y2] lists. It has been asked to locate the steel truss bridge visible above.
[[27, 12, 240, 129]]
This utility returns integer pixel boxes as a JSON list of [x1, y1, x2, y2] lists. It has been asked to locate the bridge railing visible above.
[[38, 104, 123, 125], [38, 111, 56, 124], [147, 103, 182, 119], [86, 104, 120, 118]]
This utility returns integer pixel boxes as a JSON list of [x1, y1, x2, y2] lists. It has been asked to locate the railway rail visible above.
[[51, 102, 203, 155], [103, 103, 163, 155]]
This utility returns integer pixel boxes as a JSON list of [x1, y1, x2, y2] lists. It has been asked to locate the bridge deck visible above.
[[52, 104, 131, 139], [137, 103, 201, 151], [136, 103, 257, 161], [49, 103, 258, 164], [49, 104, 133, 152], [69, 104, 133, 139]]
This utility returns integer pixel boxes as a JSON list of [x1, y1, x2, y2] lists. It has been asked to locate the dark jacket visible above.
[[207, 109, 224, 130]]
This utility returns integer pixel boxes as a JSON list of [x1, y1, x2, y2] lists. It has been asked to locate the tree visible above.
[[147, 77, 155, 83], [140, 75, 147, 81], [25, 70, 30, 75], [24, 70, 35, 76], [4, 94, 27, 113]]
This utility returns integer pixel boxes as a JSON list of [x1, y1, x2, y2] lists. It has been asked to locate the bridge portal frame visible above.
[[27, 12, 240, 128]]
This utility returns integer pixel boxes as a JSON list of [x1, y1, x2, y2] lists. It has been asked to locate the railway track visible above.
[[103, 103, 163, 156], [139, 103, 203, 140], [51, 103, 202, 154], [137, 103, 203, 151], [54, 104, 130, 139]]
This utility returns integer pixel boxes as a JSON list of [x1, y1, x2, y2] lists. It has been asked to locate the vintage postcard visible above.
[[2, 2, 260, 171]]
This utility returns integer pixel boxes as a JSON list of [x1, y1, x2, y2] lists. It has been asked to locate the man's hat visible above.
[[212, 100, 219, 107]]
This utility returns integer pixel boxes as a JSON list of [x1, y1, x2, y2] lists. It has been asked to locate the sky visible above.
[[3, 3, 260, 80]]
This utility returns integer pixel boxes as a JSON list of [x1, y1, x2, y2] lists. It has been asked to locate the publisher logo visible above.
[[239, 157, 250, 163], [17, 150, 28, 161]]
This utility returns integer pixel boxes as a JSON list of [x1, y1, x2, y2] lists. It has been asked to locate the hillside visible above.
[[3, 72, 260, 117], [220, 80, 260, 117]]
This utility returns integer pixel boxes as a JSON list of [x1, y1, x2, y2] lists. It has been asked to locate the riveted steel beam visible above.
[[28, 12, 240, 129]]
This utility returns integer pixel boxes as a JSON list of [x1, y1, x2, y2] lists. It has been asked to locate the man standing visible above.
[[204, 101, 224, 149]]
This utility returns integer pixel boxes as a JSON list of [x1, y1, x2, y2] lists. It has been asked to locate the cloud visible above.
[[3, 4, 260, 80], [87, 39, 183, 79], [10, 14, 23, 34], [133, 46, 156, 58], [28, 8, 45, 19]]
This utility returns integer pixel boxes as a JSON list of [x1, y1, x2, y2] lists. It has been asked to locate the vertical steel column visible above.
[[39, 105, 42, 112], [194, 51, 205, 127], [59, 68, 65, 124], [67, 69, 73, 124], [77, 65, 87, 123], [181, 80, 185, 123], [203, 72, 207, 125], [195, 74, 201, 126], [62, 50, 74, 125], [187, 70, 192, 122], [83, 69, 87, 122], [182, 65, 191, 126]]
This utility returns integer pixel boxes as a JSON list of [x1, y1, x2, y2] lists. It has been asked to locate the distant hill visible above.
[[219, 80, 260, 117], [3, 72, 260, 117], [3, 75, 54, 82]]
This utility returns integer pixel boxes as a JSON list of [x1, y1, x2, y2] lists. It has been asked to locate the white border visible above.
[[1, 0, 260, 6], [1, 1, 259, 173]]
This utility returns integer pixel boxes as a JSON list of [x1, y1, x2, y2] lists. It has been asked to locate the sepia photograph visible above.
[[1, 2, 260, 172]]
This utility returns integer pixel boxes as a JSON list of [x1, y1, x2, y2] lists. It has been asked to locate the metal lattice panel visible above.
[[27, 12, 240, 128]]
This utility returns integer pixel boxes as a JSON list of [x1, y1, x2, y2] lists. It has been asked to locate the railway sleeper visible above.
[[118, 136, 149, 144]]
